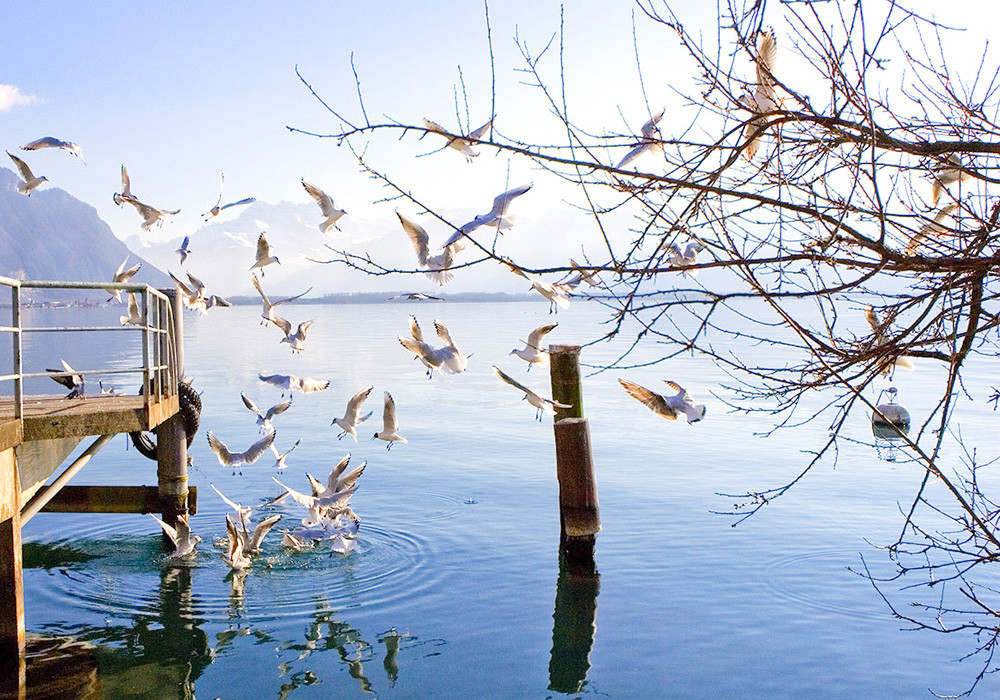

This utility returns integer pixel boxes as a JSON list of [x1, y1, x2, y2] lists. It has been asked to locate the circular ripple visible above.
[[25, 519, 450, 626], [364, 490, 468, 523], [761, 549, 895, 621]]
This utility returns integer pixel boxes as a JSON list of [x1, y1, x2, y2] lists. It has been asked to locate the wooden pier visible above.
[[0, 277, 193, 698]]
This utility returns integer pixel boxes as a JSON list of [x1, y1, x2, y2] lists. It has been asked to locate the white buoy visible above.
[[872, 387, 910, 439]]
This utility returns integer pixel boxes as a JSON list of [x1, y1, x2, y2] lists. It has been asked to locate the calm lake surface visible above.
[[7, 300, 1000, 698]]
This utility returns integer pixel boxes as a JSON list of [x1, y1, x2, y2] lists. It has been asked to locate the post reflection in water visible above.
[[548, 554, 600, 694]]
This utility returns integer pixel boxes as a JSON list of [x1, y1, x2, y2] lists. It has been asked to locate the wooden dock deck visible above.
[[0, 394, 178, 447]]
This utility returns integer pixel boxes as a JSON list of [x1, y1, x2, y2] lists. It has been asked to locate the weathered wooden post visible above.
[[0, 447, 25, 699], [549, 345, 600, 566], [156, 289, 187, 531]]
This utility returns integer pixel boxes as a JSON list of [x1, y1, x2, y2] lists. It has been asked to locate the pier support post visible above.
[[156, 289, 187, 531], [0, 448, 25, 698], [549, 345, 600, 566]]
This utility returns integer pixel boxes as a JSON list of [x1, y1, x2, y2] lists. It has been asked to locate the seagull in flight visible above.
[[107, 257, 141, 302], [258, 373, 330, 395], [241, 392, 293, 432], [510, 323, 558, 370], [113, 165, 136, 206], [422, 117, 493, 161], [22, 137, 85, 163], [905, 203, 958, 255], [148, 513, 201, 560], [249, 231, 280, 276], [251, 273, 312, 326], [619, 378, 706, 423], [7, 151, 47, 195], [930, 154, 972, 206], [176, 236, 192, 265], [398, 210, 466, 285], [124, 197, 180, 231], [169, 270, 230, 314], [388, 292, 443, 301], [445, 184, 532, 247], [615, 109, 665, 169], [738, 28, 780, 159], [563, 258, 601, 288], [398, 316, 469, 377], [272, 316, 313, 353], [269, 438, 301, 470], [502, 260, 574, 313], [207, 430, 277, 472], [665, 240, 704, 275], [493, 365, 571, 421], [331, 386, 374, 442], [373, 392, 407, 449], [222, 515, 252, 570], [120, 292, 146, 326], [302, 179, 347, 233], [203, 171, 256, 220], [47, 359, 85, 399]]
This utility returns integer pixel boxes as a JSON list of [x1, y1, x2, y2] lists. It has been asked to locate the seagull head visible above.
[[371, 432, 379, 440]]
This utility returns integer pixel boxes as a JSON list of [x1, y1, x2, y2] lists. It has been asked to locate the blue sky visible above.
[[3, 1, 998, 252]]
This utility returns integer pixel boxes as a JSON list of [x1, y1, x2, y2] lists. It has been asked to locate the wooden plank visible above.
[[0, 394, 178, 442], [0, 420, 22, 453], [0, 448, 25, 666], [0, 449, 16, 522], [14, 437, 82, 494], [38, 485, 198, 515]]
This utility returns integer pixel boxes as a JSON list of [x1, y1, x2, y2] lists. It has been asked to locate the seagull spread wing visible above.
[[397, 211, 430, 266], [619, 378, 677, 420]]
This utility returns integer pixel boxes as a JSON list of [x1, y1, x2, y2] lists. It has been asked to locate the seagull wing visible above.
[[271, 477, 319, 511], [397, 211, 430, 266], [125, 293, 140, 322], [468, 118, 494, 140], [255, 232, 270, 261], [272, 287, 313, 306], [344, 386, 374, 423], [271, 314, 292, 337], [325, 454, 352, 490], [619, 378, 677, 420], [247, 514, 282, 553], [434, 320, 457, 348], [493, 365, 532, 395], [148, 513, 179, 546], [295, 320, 313, 340], [207, 432, 238, 466], [258, 373, 290, 390], [382, 392, 399, 432], [186, 271, 206, 295], [251, 273, 271, 307], [118, 261, 141, 283], [22, 137, 61, 150], [266, 398, 293, 420], [298, 377, 330, 393], [241, 392, 262, 417], [121, 165, 132, 198], [488, 184, 532, 218], [526, 323, 557, 350], [641, 109, 666, 139], [7, 152, 35, 181], [408, 315, 424, 342], [211, 483, 250, 518], [755, 29, 778, 103], [238, 431, 277, 465], [302, 179, 335, 217]]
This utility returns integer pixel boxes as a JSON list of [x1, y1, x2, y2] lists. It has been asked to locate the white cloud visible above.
[[0, 84, 36, 112]]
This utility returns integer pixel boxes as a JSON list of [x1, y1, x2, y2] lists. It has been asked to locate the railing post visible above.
[[11, 285, 22, 421], [155, 289, 187, 531], [549, 345, 600, 567]]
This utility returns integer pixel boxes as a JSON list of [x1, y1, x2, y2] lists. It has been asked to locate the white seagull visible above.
[[398, 316, 469, 377], [124, 197, 180, 231], [258, 373, 330, 395], [422, 117, 493, 161], [251, 274, 312, 326], [493, 365, 572, 421], [47, 359, 85, 399], [269, 438, 301, 470], [107, 257, 141, 302], [203, 172, 256, 220], [666, 240, 704, 275], [207, 430, 277, 471], [373, 392, 407, 449], [331, 386, 374, 442], [615, 109, 665, 169], [272, 316, 313, 353], [445, 184, 533, 246], [502, 260, 573, 313], [302, 179, 347, 232], [619, 378, 706, 424], [148, 513, 201, 560], [113, 165, 135, 206], [510, 323, 558, 370], [905, 203, 958, 255], [563, 258, 601, 288], [22, 137, 85, 163], [120, 292, 146, 326], [271, 477, 358, 529], [241, 392, 293, 432], [865, 305, 915, 374], [176, 236, 192, 265], [222, 515, 252, 570], [738, 28, 780, 159], [398, 211, 465, 285], [930, 154, 972, 206], [7, 151, 47, 195], [249, 232, 280, 276]]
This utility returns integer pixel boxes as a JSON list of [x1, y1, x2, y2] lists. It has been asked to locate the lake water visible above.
[[6, 299, 1000, 698]]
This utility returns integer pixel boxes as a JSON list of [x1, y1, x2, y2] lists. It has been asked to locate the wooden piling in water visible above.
[[0, 447, 25, 695], [549, 345, 600, 565], [156, 289, 187, 530]]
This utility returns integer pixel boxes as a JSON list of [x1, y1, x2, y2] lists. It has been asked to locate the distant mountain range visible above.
[[0, 167, 169, 302]]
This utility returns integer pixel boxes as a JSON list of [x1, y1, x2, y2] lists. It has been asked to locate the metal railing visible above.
[[0, 276, 180, 424]]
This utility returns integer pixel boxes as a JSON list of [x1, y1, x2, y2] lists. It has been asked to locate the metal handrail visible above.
[[0, 277, 179, 426]]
